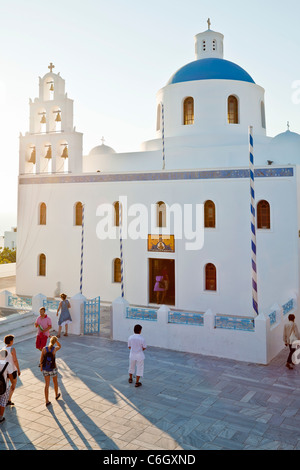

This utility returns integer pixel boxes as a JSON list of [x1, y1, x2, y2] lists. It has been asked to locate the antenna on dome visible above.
[[207, 18, 211, 30]]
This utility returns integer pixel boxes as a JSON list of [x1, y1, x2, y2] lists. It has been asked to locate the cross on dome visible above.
[[207, 18, 211, 30], [48, 62, 55, 73]]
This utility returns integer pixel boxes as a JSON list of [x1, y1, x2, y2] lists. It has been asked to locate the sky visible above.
[[0, 0, 299, 235]]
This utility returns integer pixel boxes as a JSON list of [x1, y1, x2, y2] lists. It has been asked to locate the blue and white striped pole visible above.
[[80, 204, 85, 294], [249, 126, 258, 316], [161, 102, 166, 170], [119, 201, 125, 298]]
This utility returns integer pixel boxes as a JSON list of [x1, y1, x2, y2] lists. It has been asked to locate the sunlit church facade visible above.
[[16, 22, 300, 323]]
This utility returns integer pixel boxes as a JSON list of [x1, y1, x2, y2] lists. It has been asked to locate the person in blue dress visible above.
[[56, 293, 72, 337]]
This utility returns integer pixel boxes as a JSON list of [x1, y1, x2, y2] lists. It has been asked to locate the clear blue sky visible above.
[[0, 0, 299, 234]]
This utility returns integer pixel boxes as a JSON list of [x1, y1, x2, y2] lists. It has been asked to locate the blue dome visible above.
[[167, 58, 255, 85]]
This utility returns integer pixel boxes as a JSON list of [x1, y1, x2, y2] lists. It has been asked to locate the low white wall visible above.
[[0, 290, 85, 336], [112, 297, 297, 365], [31, 293, 85, 335], [0, 263, 16, 278]]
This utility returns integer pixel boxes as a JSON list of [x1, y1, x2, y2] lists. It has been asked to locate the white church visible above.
[[15, 22, 300, 363]]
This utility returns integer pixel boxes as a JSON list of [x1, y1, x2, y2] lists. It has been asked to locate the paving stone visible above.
[[1, 320, 300, 450]]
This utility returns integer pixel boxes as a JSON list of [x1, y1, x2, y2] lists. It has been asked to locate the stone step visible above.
[[0, 310, 37, 346]]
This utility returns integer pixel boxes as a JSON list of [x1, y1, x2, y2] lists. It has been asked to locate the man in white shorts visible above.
[[0, 349, 14, 423], [128, 324, 147, 388]]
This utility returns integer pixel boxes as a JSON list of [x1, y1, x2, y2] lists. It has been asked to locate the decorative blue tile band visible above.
[[215, 315, 255, 332], [168, 311, 204, 326], [8, 295, 32, 309], [282, 299, 294, 316], [43, 299, 60, 311], [19, 167, 294, 185], [126, 307, 157, 322], [269, 311, 277, 326]]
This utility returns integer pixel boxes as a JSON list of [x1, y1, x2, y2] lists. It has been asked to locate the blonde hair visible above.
[[49, 336, 57, 347]]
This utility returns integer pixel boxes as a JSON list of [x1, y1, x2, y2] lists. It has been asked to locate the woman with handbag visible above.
[[283, 314, 300, 369]]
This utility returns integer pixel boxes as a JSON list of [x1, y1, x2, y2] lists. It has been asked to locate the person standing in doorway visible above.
[[153, 272, 165, 304], [3, 335, 21, 407], [283, 313, 300, 369], [128, 324, 147, 387], [161, 265, 169, 304], [56, 294, 72, 337], [35, 307, 52, 351]]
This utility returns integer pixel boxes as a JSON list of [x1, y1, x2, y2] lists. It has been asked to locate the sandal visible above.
[[6, 401, 14, 406], [135, 382, 142, 387], [128, 378, 133, 383], [55, 393, 61, 400], [46, 401, 52, 407]]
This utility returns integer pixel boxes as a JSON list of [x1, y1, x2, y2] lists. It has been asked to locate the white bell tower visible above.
[[194, 19, 224, 60], [19, 63, 83, 175]]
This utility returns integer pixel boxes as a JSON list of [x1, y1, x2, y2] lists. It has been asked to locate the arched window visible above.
[[204, 200, 216, 228], [205, 263, 217, 291], [39, 203, 47, 225], [75, 202, 83, 226], [39, 254, 46, 276], [228, 95, 239, 124], [183, 97, 194, 125], [156, 103, 161, 131], [156, 201, 166, 228], [261, 101, 266, 129], [113, 201, 121, 227], [114, 258, 121, 283], [257, 200, 270, 229]]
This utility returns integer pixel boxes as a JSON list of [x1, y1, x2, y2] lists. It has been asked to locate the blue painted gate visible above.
[[83, 296, 100, 335]]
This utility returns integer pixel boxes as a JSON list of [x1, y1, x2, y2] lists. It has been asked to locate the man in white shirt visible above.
[[128, 324, 147, 388], [0, 349, 14, 423]]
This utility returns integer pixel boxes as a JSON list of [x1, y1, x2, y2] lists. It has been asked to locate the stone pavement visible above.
[[0, 327, 300, 451], [0, 276, 300, 451]]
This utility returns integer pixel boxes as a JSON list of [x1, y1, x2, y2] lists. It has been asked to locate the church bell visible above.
[[61, 146, 68, 159], [40, 114, 46, 124], [49, 82, 54, 91], [45, 146, 52, 159], [55, 112, 61, 122], [29, 147, 36, 164]]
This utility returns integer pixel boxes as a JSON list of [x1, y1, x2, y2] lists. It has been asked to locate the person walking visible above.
[[283, 313, 300, 369], [128, 324, 147, 387], [0, 349, 14, 423], [40, 336, 61, 407], [3, 335, 21, 406], [56, 293, 72, 337], [35, 307, 52, 351]]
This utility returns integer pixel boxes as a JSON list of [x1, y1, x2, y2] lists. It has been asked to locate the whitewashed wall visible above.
[[16, 167, 298, 320], [0, 263, 16, 278], [112, 296, 298, 365]]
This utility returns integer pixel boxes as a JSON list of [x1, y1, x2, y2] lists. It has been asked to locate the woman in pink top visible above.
[[35, 307, 52, 351]]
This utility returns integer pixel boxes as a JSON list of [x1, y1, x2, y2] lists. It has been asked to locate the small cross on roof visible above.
[[48, 62, 55, 73]]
